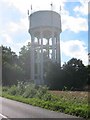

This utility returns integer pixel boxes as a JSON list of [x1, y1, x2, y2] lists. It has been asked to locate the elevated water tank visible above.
[[28, 10, 62, 85], [29, 10, 61, 39]]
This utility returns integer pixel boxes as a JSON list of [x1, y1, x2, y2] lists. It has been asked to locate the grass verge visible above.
[[2, 91, 89, 119]]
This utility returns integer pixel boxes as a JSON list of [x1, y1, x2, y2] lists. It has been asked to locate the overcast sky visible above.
[[0, 0, 89, 66]]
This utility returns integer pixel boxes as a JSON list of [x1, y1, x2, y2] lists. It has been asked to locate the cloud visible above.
[[61, 40, 88, 65], [8, 17, 29, 33], [12, 39, 31, 55], [2, 0, 88, 34], [2, 33, 13, 44], [9, 22, 20, 32], [66, 0, 89, 2], [73, 0, 88, 16], [61, 13, 88, 33], [3, 0, 66, 15], [16, 39, 31, 48], [3, 0, 30, 15]]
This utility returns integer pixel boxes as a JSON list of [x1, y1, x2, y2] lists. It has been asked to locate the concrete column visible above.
[[31, 34, 35, 81], [40, 32, 44, 84], [52, 33, 55, 62], [47, 39, 49, 59], [38, 38, 40, 46], [37, 38, 40, 81], [56, 35, 61, 66], [55, 38, 57, 61]]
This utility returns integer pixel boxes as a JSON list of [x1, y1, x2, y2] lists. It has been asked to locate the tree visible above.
[[45, 61, 63, 90], [18, 44, 31, 82], [87, 65, 90, 85], [2, 46, 23, 86], [62, 58, 88, 90], [45, 58, 87, 90], [2, 45, 88, 90]]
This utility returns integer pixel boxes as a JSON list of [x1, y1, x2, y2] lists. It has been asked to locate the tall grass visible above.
[[2, 82, 89, 119], [0, 86, 2, 96]]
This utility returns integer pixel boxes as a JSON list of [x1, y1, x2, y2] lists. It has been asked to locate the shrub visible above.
[[7, 85, 18, 95], [2, 83, 89, 119], [42, 93, 52, 101], [17, 81, 26, 95], [35, 85, 48, 99], [2, 86, 9, 92], [22, 84, 37, 98]]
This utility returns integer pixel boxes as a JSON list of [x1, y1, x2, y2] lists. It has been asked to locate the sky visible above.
[[0, 0, 89, 66]]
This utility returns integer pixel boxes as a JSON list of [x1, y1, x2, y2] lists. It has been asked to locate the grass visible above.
[[0, 86, 2, 96], [1, 84, 90, 119], [49, 90, 89, 118], [49, 91, 88, 104]]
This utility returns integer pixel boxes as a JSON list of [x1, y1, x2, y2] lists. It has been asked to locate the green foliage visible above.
[[2, 86, 9, 92], [7, 85, 18, 95], [87, 65, 90, 85], [62, 58, 87, 90], [2, 45, 88, 91], [46, 58, 87, 90], [2, 46, 24, 86], [35, 85, 48, 99], [19, 45, 31, 82], [2, 84, 89, 119], [17, 81, 26, 95], [63, 86, 68, 91], [3, 82, 49, 99], [42, 93, 52, 101], [2, 45, 31, 86], [22, 84, 37, 98]]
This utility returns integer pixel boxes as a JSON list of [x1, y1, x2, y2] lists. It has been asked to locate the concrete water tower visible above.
[[28, 10, 62, 85]]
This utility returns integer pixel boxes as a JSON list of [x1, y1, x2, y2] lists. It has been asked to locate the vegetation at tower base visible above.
[[18, 45, 31, 82], [45, 58, 88, 90], [2, 45, 88, 91], [1, 45, 89, 118], [2, 45, 31, 86], [2, 46, 23, 86], [87, 65, 90, 86], [2, 83, 89, 119]]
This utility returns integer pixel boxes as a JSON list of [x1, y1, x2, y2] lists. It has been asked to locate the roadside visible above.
[[1, 84, 89, 119], [1, 97, 79, 118]]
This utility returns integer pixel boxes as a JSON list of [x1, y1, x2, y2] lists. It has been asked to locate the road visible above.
[[0, 97, 80, 119]]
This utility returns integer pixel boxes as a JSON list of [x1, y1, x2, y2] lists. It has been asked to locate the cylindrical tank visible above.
[[28, 10, 61, 39]]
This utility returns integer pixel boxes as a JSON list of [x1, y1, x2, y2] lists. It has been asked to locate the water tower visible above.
[[28, 10, 62, 85]]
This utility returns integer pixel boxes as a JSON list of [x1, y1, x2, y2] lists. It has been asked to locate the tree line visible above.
[[1, 45, 89, 90]]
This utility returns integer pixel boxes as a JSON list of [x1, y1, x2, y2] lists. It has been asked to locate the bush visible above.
[[17, 81, 26, 95], [2, 83, 89, 119], [2, 86, 9, 92], [35, 85, 48, 99], [7, 85, 18, 95], [22, 84, 37, 98], [42, 93, 52, 101]]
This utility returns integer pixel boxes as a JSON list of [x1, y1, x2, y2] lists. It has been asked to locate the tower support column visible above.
[[52, 32, 55, 62], [40, 32, 44, 84], [31, 34, 35, 81], [47, 39, 49, 59], [37, 38, 40, 83], [56, 34, 61, 66]]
